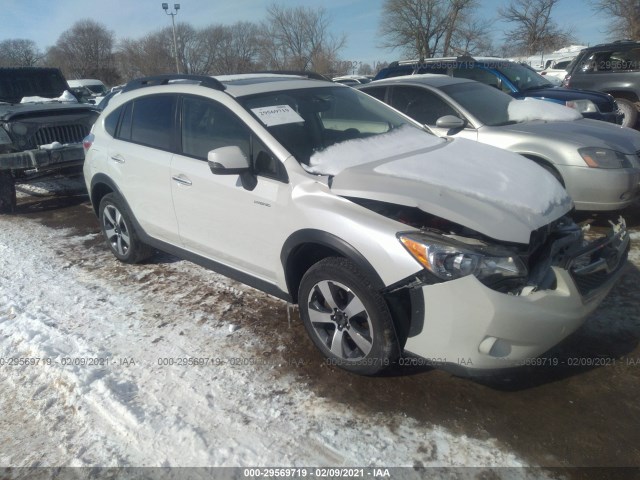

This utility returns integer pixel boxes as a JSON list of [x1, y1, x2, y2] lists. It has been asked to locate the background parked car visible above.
[[563, 40, 640, 128], [374, 56, 622, 125], [539, 57, 575, 83], [359, 74, 640, 211], [332, 75, 372, 86]]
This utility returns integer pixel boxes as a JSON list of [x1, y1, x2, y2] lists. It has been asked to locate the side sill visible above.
[[139, 233, 293, 303]]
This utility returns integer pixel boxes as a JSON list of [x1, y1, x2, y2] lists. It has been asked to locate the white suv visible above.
[[83, 74, 629, 375]]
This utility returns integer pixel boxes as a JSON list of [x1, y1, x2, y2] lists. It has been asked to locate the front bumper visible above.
[[0, 144, 85, 173], [559, 165, 640, 211], [403, 220, 630, 370]]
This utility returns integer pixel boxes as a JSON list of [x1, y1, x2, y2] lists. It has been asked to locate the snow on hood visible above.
[[20, 90, 78, 104], [508, 98, 582, 123], [306, 125, 444, 175], [327, 129, 572, 243]]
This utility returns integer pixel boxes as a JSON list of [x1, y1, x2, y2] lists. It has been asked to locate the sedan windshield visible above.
[[497, 63, 554, 91], [441, 82, 515, 126], [239, 86, 412, 165]]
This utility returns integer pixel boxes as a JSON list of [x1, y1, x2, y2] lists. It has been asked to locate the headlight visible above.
[[566, 99, 598, 113], [398, 232, 527, 284], [579, 147, 632, 169]]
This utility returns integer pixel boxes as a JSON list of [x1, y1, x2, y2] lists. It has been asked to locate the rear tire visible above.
[[0, 172, 16, 214], [98, 193, 152, 264], [298, 257, 400, 375], [616, 98, 638, 128]]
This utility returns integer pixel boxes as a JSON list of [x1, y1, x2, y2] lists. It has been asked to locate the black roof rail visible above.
[[121, 74, 226, 93], [252, 70, 332, 81]]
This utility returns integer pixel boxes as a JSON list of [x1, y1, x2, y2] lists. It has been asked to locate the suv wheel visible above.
[[298, 257, 400, 375], [0, 172, 16, 214], [616, 98, 638, 128], [99, 193, 152, 264]]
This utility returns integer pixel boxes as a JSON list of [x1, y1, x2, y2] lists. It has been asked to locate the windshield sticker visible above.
[[251, 105, 304, 126]]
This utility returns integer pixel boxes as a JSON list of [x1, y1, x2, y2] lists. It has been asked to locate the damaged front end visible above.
[[352, 197, 630, 370]]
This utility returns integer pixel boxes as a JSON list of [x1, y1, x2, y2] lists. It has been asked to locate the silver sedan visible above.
[[359, 75, 640, 211]]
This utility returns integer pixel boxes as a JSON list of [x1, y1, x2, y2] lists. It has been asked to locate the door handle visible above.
[[172, 175, 192, 186], [110, 155, 125, 164]]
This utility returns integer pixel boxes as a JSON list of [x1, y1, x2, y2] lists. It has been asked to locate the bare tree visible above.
[[379, 0, 481, 59], [0, 39, 42, 67], [259, 3, 346, 72], [451, 17, 494, 55], [45, 20, 118, 84], [117, 31, 174, 80], [590, 0, 640, 40], [499, 0, 573, 56]]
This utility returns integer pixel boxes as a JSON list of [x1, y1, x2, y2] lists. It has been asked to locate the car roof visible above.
[[363, 73, 474, 89], [215, 74, 336, 97]]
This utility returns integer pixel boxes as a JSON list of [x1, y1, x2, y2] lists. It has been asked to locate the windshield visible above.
[[497, 63, 554, 91], [0, 69, 68, 103], [441, 82, 514, 126], [239, 86, 412, 164]]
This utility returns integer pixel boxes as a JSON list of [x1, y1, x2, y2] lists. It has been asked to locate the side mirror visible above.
[[208, 146, 250, 175], [435, 115, 465, 130]]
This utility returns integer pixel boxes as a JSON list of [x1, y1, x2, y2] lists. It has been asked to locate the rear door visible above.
[[106, 94, 180, 244]]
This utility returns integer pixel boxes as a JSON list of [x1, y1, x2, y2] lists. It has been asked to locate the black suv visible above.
[[563, 41, 640, 128], [374, 57, 622, 125], [0, 68, 99, 212]]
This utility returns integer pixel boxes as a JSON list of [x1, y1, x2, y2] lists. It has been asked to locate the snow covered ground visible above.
[[0, 195, 539, 475], [2, 179, 638, 478]]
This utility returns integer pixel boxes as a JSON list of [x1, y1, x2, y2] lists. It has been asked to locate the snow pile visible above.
[[306, 125, 443, 176], [374, 138, 571, 218], [508, 98, 582, 123], [21, 90, 78, 104]]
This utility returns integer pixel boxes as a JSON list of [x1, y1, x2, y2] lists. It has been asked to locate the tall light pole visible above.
[[162, 3, 180, 74]]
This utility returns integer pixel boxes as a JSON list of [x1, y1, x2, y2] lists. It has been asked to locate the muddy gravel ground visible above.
[[5, 176, 640, 478]]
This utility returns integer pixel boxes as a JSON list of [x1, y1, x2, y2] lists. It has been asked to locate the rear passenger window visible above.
[[129, 95, 175, 150], [181, 96, 250, 160], [104, 107, 120, 137]]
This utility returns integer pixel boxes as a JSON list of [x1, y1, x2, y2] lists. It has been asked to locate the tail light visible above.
[[83, 133, 94, 153]]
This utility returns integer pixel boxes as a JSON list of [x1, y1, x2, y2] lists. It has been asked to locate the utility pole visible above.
[[162, 3, 181, 74]]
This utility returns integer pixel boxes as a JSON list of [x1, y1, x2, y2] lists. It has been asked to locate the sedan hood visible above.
[[321, 128, 572, 244], [488, 118, 640, 154]]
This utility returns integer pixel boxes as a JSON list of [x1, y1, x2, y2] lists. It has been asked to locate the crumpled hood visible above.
[[323, 128, 573, 244], [489, 118, 640, 154]]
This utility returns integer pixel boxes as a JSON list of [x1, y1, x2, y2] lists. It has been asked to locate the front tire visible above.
[[0, 172, 16, 214], [616, 98, 638, 128], [298, 257, 400, 375], [98, 193, 152, 264]]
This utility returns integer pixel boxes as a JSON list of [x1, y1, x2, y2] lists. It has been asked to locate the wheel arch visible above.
[[605, 90, 640, 104], [89, 173, 120, 216], [519, 153, 565, 186], [281, 229, 386, 304]]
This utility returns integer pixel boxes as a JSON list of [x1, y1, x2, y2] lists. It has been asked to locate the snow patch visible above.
[[508, 98, 582, 123], [20, 90, 78, 104], [306, 125, 443, 176]]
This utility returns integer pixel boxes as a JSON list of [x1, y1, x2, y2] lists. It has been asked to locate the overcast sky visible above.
[[1, 0, 613, 66]]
